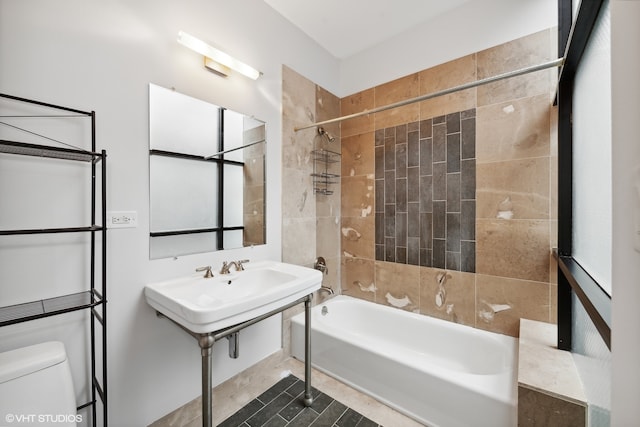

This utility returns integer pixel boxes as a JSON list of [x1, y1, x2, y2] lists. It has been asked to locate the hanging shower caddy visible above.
[[311, 127, 340, 195]]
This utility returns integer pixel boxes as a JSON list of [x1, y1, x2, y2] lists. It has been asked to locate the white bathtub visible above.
[[291, 295, 518, 427]]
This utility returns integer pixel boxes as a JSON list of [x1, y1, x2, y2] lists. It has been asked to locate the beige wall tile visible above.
[[341, 174, 375, 219], [282, 217, 316, 267], [419, 267, 476, 328], [477, 29, 553, 105], [282, 167, 315, 219], [476, 219, 551, 283], [374, 261, 420, 311], [341, 132, 375, 178], [341, 216, 375, 260], [342, 257, 376, 301], [374, 74, 420, 129], [476, 157, 550, 220], [476, 94, 551, 163], [549, 283, 558, 324], [419, 54, 477, 118], [341, 89, 375, 138], [518, 386, 587, 427], [476, 274, 550, 336], [317, 216, 340, 258]]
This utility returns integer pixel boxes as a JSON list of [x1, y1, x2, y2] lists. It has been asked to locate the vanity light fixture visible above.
[[177, 31, 261, 80]]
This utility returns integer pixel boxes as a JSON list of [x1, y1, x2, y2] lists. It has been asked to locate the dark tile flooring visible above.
[[218, 375, 383, 427]]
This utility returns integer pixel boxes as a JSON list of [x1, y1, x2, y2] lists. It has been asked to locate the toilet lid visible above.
[[0, 341, 67, 384]]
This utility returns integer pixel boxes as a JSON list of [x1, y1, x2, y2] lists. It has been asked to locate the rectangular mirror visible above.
[[148, 83, 265, 259]]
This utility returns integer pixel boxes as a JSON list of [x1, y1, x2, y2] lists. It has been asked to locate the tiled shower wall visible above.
[[340, 29, 558, 336], [374, 111, 476, 272], [281, 66, 341, 351]]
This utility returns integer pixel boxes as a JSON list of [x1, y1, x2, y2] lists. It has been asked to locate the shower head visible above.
[[317, 127, 336, 143]]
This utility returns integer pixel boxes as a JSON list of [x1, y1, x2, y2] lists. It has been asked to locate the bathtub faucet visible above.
[[320, 285, 334, 295]]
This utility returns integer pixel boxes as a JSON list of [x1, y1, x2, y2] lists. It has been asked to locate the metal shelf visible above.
[[0, 291, 102, 327], [0, 140, 101, 162]]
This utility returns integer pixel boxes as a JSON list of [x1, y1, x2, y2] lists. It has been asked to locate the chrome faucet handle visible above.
[[220, 261, 231, 275], [237, 259, 250, 271], [196, 266, 214, 278]]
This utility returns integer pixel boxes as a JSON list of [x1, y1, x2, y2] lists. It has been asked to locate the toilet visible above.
[[0, 341, 77, 427]]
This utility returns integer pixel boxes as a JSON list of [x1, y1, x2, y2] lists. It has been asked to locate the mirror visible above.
[[148, 83, 265, 259]]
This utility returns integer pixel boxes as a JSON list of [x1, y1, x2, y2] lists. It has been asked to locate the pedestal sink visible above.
[[145, 260, 322, 427]]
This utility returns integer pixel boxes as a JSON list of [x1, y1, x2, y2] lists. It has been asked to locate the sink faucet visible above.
[[220, 259, 249, 275], [196, 266, 214, 278]]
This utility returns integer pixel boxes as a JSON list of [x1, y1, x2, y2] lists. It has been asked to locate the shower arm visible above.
[[294, 57, 564, 132]]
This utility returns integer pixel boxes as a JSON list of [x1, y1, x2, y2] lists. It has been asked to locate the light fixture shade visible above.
[[177, 31, 261, 80]]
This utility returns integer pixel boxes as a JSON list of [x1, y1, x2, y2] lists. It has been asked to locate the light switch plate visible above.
[[107, 211, 138, 229]]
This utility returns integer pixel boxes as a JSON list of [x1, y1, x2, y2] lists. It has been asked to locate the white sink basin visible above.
[[145, 261, 322, 333]]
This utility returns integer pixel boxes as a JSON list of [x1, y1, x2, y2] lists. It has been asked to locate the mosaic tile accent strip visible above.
[[219, 375, 383, 427], [375, 109, 476, 272]]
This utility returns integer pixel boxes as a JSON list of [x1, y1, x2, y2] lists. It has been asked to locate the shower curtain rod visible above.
[[294, 57, 564, 132]]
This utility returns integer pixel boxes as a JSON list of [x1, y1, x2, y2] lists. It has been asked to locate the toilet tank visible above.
[[0, 341, 77, 427]]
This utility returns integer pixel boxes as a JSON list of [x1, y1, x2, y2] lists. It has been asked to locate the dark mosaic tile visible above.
[[446, 213, 461, 252], [461, 117, 476, 160], [396, 246, 407, 264], [385, 237, 395, 262], [446, 111, 461, 133], [407, 120, 419, 132], [407, 237, 420, 266], [446, 172, 461, 213], [279, 396, 306, 421], [263, 415, 287, 427], [407, 167, 420, 203], [375, 179, 385, 213], [432, 123, 446, 162], [432, 201, 446, 239], [257, 375, 298, 405], [395, 124, 407, 144], [218, 399, 265, 427], [290, 407, 321, 426], [375, 129, 385, 146], [395, 213, 407, 247], [407, 131, 420, 167], [419, 138, 432, 175], [461, 240, 476, 273], [407, 202, 420, 237], [395, 143, 407, 178], [460, 159, 476, 200], [309, 391, 334, 414], [420, 118, 433, 138], [432, 162, 446, 201], [461, 200, 476, 240], [384, 136, 395, 170], [310, 400, 348, 427], [433, 238, 446, 269], [384, 204, 395, 237], [461, 108, 476, 119], [420, 248, 432, 267], [248, 394, 295, 427], [375, 146, 385, 179], [375, 244, 384, 261], [384, 127, 395, 138], [395, 178, 407, 212], [419, 175, 433, 213], [446, 251, 461, 270], [356, 416, 380, 427], [433, 115, 445, 124], [336, 408, 363, 426], [446, 133, 461, 173], [375, 214, 384, 244], [419, 212, 433, 250], [384, 171, 395, 204]]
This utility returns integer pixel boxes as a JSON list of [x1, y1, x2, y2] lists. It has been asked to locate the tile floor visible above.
[[218, 375, 381, 427]]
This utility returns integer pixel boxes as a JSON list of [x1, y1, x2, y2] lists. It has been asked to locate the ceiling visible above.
[[263, 0, 474, 59]]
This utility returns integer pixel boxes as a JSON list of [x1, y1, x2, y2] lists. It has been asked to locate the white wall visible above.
[[611, 0, 640, 424], [0, 1, 338, 425], [339, 0, 558, 97]]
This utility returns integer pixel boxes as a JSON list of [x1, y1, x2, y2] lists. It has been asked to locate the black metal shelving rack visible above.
[[0, 93, 107, 426]]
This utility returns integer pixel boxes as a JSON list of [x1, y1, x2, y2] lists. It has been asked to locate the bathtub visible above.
[[290, 295, 518, 427]]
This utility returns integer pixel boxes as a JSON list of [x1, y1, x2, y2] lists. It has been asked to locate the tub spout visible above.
[[319, 285, 334, 295]]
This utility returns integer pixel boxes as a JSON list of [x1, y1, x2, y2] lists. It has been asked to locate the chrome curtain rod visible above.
[[294, 57, 564, 132]]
